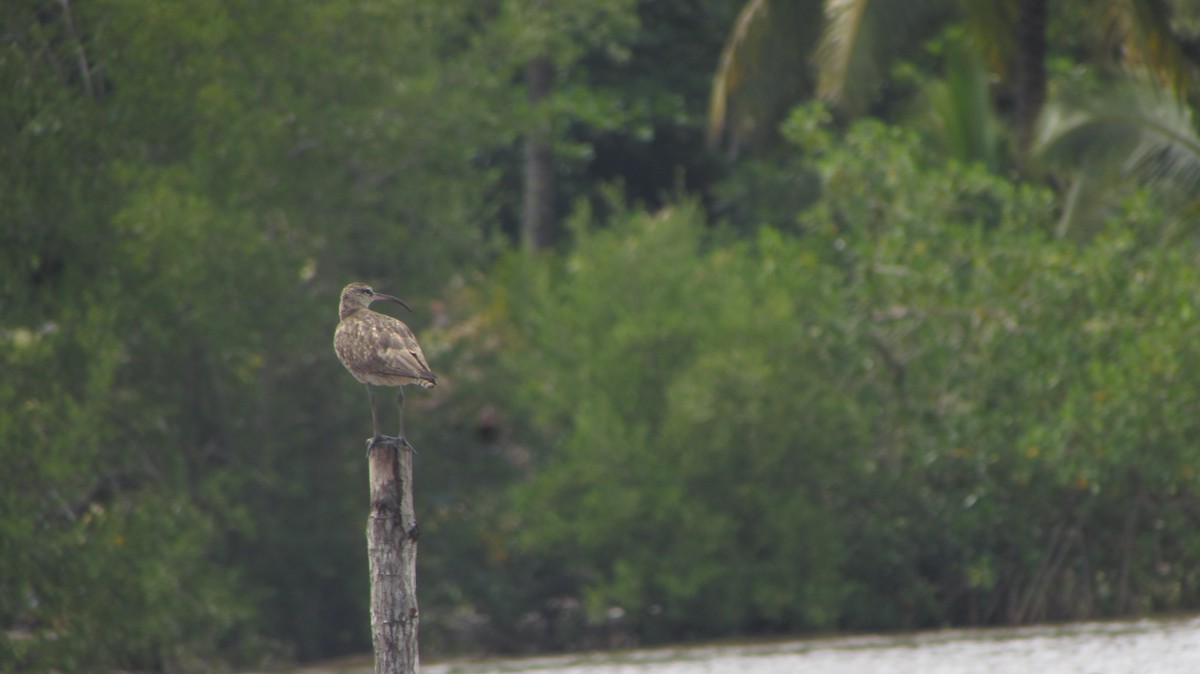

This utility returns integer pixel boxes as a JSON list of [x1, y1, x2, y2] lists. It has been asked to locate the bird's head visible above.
[[339, 282, 412, 319]]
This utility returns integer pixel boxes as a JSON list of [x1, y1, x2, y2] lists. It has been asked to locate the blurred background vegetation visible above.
[[4, 0, 1200, 671]]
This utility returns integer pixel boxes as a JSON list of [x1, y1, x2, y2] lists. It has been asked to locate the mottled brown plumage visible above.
[[335, 282, 436, 449]]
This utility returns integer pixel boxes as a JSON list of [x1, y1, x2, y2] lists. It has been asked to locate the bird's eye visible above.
[[359, 287, 372, 294]]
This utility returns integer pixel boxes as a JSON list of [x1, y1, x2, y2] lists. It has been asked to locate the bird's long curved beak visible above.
[[373, 293, 413, 312]]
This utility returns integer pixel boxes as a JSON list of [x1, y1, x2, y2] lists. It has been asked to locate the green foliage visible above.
[[910, 28, 1004, 171], [5, 0, 1200, 667], [481, 107, 1200, 642], [496, 201, 852, 636], [0, 273, 267, 672], [2, 0, 697, 666], [0, 0, 542, 668]]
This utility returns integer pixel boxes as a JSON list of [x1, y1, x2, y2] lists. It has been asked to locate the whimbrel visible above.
[[334, 282, 437, 451]]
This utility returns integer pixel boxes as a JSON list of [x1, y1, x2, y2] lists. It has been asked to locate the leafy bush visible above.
[[475, 107, 1200, 642]]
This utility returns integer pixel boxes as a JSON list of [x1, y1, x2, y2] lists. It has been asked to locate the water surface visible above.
[[278, 614, 1200, 674]]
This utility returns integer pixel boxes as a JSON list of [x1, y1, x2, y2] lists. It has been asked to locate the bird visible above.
[[334, 282, 437, 452]]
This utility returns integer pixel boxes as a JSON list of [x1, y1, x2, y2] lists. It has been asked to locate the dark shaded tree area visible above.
[[3, 0, 1200, 672]]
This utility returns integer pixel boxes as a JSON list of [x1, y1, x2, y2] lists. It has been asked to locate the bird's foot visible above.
[[397, 436, 416, 454], [365, 435, 416, 457], [366, 435, 399, 456]]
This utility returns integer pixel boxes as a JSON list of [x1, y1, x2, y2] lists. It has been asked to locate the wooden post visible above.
[[367, 441, 419, 673]]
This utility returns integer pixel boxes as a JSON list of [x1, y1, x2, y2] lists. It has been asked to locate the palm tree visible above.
[[707, 0, 1197, 167], [1012, 0, 1046, 162]]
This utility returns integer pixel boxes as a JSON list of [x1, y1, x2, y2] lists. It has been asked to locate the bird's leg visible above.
[[364, 384, 406, 456], [365, 384, 390, 452], [394, 387, 414, 451]]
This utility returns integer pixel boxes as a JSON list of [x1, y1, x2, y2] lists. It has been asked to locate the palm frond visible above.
[[956, 0, 1016, 78], [1122, 0, 1199, 98], [1035, 78, 1200, 236], [814, 0, 954, 114], [814, 0, 870, 106], [916, 30, 1003, 170], [707, 0, 771, 149], [1037, 80, 1200, 184], [706, 0, 823, 154]]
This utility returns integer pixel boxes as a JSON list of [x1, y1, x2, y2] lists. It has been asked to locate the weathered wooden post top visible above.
[[334, 281, 437, 674]]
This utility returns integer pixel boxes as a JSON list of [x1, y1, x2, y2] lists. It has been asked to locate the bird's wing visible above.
[[335, 313, 437, 384], [373, 321, 437, 383]]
